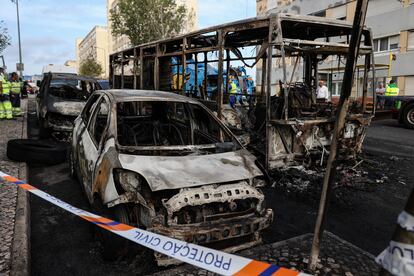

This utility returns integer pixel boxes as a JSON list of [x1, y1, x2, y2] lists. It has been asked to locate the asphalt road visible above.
[[27, 94, 414, 275], [264, 118, 414, 256], [27, 99, 158, 275], [364, 119, 414, 158]]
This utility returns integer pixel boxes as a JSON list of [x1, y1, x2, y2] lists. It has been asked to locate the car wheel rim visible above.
[[408, 108, 414, 125]]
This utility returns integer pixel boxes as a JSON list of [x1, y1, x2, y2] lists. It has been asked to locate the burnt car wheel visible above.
[[93, 202, 131, 261], [38, 117, 51, 139], [403, 103, 414, 129], [7, 139, 67, 165]]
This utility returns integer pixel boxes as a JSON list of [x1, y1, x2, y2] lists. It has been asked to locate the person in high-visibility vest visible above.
[[10, 72, 22, 117], [228, 79, 238, 108], [0, 69, 13, 120], [384, 80, 400, 109], [385, 79, 399, 96], [0, 67, 4, 119]]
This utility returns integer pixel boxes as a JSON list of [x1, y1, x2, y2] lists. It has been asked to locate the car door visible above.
[[36, 74, 51, 120], [72, 93, 101, 158], [77, 95, 111, 199]]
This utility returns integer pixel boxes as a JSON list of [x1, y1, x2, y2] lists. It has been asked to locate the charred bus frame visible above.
[[109, 14, 375, 170]]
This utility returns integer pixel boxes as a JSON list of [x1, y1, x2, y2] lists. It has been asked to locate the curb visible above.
[[10, 99, 31, 276]]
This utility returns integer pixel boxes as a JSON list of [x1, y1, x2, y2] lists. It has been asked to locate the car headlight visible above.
[[114, 169, 141, 193]]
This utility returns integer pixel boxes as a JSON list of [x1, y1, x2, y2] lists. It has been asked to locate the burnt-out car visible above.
[[70, 89, 273, 265], [36, 73, 101, 137]]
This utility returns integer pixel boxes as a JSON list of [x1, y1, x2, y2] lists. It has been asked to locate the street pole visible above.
[[308, 0, 370, 270], [15, 0, 23, 77]]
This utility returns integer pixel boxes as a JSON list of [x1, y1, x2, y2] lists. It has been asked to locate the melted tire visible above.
[[7, 139, 67, 165], [38, 118, 51, 139], [93, 203, 130, 261]]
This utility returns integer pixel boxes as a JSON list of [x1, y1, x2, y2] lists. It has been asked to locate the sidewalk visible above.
[[153, 232, 380, 276], [0, 98, 30, 276]]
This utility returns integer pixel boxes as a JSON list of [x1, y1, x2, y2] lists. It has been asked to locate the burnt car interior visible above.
[[49, 78, 99, 100], [116, 100, 240, 154]]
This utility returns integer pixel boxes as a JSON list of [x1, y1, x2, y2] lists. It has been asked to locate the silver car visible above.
[[70, 89, 273, 265]]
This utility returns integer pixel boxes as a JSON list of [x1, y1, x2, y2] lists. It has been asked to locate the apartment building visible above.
[[257, 0, 414, 96], [107, 0, 198, 54], [77, 26, 109, 78]]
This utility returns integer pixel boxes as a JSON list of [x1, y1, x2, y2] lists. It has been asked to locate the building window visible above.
[[373, 35, 399, 52], [332, 82, 342, 96], [408, 31, 414, 51], [389, 35, 399, 50], [379, 37, 388, 51]]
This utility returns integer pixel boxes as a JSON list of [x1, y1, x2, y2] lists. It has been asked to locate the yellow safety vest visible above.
[[230, 82, 237, 94], [385, 85, 399, 96], [2, 80, 11, 95], [10, 81, 22, 94]]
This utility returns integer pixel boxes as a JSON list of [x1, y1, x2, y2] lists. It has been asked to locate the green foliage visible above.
[[79, 58, 103, 78], [110, 0, 190, 46], [0, 21, 11, 54]]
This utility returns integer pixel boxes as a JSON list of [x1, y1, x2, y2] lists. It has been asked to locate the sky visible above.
[[0, 0, 256, 76]]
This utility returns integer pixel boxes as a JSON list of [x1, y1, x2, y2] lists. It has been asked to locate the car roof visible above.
[[102, 89, 202, 104], [49, 73, 98, 82]]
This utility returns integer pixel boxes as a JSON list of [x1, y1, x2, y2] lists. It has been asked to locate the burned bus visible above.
[[109, 13, 375, 170]]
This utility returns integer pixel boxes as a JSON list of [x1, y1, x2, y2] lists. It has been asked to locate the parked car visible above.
[[70, 89, 273, 265], [22, 81, 38, 97], [97, 79, 110, 90], [36, 73, 101, 137], [27, 81, 39, 94]]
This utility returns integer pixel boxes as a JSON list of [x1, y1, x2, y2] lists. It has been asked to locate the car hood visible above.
[[118, 149, 263, 191], [48, 100, 85, 116]]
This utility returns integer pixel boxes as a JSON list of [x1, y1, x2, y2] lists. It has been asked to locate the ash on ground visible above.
[[269, 152, 409, 207]]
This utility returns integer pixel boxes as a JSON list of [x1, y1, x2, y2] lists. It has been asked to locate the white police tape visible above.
[[376, 241, 414, 275], [0, 171, 310, 276]]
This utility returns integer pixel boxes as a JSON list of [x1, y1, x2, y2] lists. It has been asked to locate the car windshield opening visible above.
[[117, 101, 240, 154], [49, 79, 99, 100]]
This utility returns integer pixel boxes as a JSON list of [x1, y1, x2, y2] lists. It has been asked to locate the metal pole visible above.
[[139, 48, 143, 89], [154, 45, 159, 90], [182, 37, 187, 95], [204, 52, 208, 99], [361, 54, 370, 113], [309, 0, 370, 270], [217, 30, 225, 119], [225, 49, 230, 102], [133, 48, 137, 89], [16, 0, 23, 77]]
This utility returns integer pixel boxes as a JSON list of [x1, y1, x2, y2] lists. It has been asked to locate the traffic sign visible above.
[[16, 63, 24, 71]]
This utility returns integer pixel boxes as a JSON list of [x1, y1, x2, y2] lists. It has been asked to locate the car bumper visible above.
[[151, 208, 273, 266]]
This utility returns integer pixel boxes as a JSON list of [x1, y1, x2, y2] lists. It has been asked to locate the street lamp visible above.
[[11, 0, 23, 77]]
